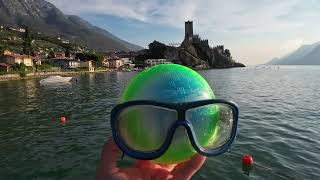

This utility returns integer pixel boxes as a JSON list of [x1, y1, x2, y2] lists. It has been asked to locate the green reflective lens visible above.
[[117, 105, 177, 152], [186, 103, 234, 150]]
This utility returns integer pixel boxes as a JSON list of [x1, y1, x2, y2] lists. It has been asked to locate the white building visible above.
[[62, 40, 70, 44], [120, 58, 135, 68], [67, 60, 81, 69], [80, 60, 95, 72], [145, 59, 172, 67]]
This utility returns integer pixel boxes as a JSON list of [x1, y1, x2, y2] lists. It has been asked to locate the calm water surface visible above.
[[0, 66, 319, 179]]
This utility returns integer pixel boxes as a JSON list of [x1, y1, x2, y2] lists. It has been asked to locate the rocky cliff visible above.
[[137, 36, 245, 69]]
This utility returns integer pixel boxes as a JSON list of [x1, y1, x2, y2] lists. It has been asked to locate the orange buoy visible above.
[[60, 116, 66, 125]]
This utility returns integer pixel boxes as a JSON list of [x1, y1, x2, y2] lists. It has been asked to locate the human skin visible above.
[[96, 138, 206, 180]]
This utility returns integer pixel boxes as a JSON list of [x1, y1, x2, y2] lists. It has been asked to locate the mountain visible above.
[[0, 0, 142, 52], [267, 42, 320, 65]]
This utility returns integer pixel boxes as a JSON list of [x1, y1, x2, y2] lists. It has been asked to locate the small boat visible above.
[[40, 76, 73, 85]]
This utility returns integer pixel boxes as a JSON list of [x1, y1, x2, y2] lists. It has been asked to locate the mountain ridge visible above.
[[267, 41, 320, 65], [0, 0, 142, 52]]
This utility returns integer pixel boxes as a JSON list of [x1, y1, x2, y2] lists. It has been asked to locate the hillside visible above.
[[0, 0, 142, 52], [267, 42, 320, 65]]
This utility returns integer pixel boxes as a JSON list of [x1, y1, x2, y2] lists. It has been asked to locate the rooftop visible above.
[[0, 63, 11, 67], [2, 54, 33, 58]]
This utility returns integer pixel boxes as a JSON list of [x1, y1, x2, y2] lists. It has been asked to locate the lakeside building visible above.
[[46, 58, 80, 69], [0, 54, 33, 67], [107, 57, 123, 69], [145, 59, 172, 67], [121, 58, 135, 69], [45, 58, 95, 71], [54, 52, 66, 59], [33, 57, 42, 66], [2, 50, 13, 55], [103, 55, 136, 69], [0, 63, 11, 72], [80, 61, 95, 72]]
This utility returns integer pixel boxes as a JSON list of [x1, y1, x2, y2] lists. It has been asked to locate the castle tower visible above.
[[185, 21, 193, 40]]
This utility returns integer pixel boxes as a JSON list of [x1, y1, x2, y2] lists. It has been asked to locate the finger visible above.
[[96, 138, 120, 179], [135, 160, 177, 171], [150, 168, 172, 180], [135, 160, 158, 169], [171, 154, 206, 180]]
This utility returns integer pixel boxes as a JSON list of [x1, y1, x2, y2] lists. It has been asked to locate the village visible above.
[[0, 50, 172, 72], [0, 24, 173, 78], [0, 20, 243, 80]]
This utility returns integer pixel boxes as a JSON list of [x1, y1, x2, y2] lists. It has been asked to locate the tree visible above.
[[225, 49, 231, 58], [148, 41, 166, 58], [12, 63, 27, 71], [65, 47, 71, 58], [23, 26, 32, 55], [76, 52, 103, 62], [0, 47, 4, 55], [48, 51, 55, 59]]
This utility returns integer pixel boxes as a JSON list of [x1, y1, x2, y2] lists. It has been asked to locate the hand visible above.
[[96, 138, 206, 180]]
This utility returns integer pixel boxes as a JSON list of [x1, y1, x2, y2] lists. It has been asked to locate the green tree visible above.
[[0, 47, 4, 55], [48, 51, 55, 59], [76, 52, 103, 64], [23, 26, 32, 55], [225, 49, 231, 58], [12, 63, 27, 77], [148, 41, 166, 58], [12, 63, 27, 72], [65, 47, 71, 58]]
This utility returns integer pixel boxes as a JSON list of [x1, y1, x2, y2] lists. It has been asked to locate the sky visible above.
[[47, 0, 320, 65]]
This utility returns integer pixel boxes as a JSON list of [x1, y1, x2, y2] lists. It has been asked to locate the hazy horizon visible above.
[[47, 0, 320, 65]]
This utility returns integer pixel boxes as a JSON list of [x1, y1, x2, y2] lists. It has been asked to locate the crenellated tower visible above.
[[185, 21, 193, 41]]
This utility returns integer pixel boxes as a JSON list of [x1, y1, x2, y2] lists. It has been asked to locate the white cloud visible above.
[[46, 0, 320, 64], [47, 0, 304, 31], [280, 38, 304, 52]]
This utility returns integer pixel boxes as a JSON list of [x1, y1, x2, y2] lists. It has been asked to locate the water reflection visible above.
[[0, 67, 320, 179]]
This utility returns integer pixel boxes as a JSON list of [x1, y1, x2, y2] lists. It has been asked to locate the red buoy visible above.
[[60, 116, 66, 125], [242, 154, 253, 166]]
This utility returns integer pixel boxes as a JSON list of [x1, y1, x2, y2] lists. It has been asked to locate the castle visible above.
[[185, 21, 194, 41], [183, 21, 209, 47], [145, 21, 245, 69]]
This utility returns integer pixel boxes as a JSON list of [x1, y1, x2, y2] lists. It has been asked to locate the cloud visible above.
[[46, 0, 320, 64], [47, 0, 308, 32], [280, 38, 304, 52]]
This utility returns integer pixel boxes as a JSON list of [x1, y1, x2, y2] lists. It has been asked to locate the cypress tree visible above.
[[23, 26, 32, 55]]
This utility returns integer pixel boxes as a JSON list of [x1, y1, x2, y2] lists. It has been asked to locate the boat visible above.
[[40, 76, 73, 85]]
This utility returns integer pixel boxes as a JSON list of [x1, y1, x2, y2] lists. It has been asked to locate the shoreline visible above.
[[0, 66, 247, 82], [0, 69, 118, 82]]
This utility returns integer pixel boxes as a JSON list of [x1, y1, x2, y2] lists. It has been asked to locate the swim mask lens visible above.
[[111, 99, 239, 159]]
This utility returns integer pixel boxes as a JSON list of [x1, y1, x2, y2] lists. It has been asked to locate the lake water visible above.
[[0, 66, 319, 179]]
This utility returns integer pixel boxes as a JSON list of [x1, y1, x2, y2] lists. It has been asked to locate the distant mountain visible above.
[[0, 0, 142, 52], [267, 42, 320, 65]]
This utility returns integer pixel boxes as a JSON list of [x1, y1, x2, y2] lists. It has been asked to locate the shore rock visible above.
[[137, 39, 245, 69]]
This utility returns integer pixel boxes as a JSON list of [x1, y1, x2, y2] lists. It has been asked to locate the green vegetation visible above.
[[12, 63, 26, 72], [75, 52, 103, 67], [11, 63, 27, 77], [0, 25, 89, 56], [23, 26, 33, 55], [35, 64, 52, 70], [225, 49, 231, 58]]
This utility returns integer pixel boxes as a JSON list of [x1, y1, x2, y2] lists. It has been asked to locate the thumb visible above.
[[96, 138, 120, 180], [171, 154, 206, 180]]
